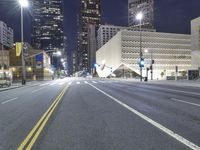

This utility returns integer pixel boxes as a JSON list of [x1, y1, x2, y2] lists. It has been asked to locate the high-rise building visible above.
[[31, 0, 65, 61], [97, 25, 127, 49], [78, 0, 101, 71], [128, 0, 154, 29], [0, 20, 14, 48]]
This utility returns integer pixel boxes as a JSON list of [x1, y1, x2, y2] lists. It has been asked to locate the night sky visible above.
[[0, 0, 200, 53]]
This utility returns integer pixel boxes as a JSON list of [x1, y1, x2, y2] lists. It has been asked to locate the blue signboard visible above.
[[35, 54, 43, 61]]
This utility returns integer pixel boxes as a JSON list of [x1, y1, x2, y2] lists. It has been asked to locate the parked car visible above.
[[0, 70, 12, 88]]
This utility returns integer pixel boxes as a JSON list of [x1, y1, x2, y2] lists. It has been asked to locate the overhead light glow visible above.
[[136, 12, 143, 20], [18, 0, 29, 7]]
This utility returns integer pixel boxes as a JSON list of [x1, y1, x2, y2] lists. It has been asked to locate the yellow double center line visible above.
[[18, 85, 69, 150]]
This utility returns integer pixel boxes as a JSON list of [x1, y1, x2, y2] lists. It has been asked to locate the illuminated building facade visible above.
[[0, 20, 13, 48], [128, 0, 154, 29], [31, 0, 65, 54], [78, 0, 101, 71], [96, 30, 191, 79]]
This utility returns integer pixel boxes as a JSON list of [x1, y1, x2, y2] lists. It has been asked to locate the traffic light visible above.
[[139, 58, 145, 68]]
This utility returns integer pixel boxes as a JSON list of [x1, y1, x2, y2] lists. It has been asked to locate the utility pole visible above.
[[1, 44, 4, 79]]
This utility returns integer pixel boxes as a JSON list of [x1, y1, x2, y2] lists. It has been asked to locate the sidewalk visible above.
[[0, 80, 48, 92]]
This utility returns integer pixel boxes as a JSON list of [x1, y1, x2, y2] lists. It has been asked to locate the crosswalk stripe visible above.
[[76, 82, 80, 84], [92, 81, 97, 83], [59, 82, 65, 85]]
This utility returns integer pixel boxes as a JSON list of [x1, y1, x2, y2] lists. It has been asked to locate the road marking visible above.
[[18, 85, 69, 150], [50, 83, 57, 86], [171, 98, 200, 107], [84, 81, 88, 84], [39, 83, 49, 86], [32, 86, 47, 93], [88, 83, 200, 150], [147, 86, 200, 96], [59, 82, 65, 85], [68, 82, 72, 85], [92, 81, 97, 83], [1, 97, 18, 105], [76, 82, 80, 84]]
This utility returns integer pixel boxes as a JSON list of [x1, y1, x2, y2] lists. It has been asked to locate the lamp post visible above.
[[18, 0, 28, 85], [1, 43, 4, 79], [136, 12, 143, 82]]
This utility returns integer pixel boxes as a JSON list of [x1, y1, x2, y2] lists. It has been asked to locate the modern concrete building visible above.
[[191, 17, 200, 69], [128, 0, 154, 29], [97, 25, 156, 49], [0, 21, 14, 48], [96, 30, 191, 79], [97, 25, 127, 49]]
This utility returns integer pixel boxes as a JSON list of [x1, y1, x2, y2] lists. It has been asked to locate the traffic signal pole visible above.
[[139, 19, 143, 82]]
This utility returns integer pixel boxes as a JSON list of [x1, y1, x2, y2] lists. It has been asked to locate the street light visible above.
[[136, 12, 143, 82], [19, 0, 28, 7], [18, 0, 28, 85], [61, 58, 64, 63]]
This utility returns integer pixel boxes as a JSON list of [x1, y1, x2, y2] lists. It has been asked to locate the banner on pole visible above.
[[16, 42, 22, 56]]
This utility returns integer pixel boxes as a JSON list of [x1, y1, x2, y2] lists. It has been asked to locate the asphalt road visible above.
[[0, 78, 199, 150]]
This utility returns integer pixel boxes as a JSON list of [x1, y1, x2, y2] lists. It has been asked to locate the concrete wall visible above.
[[191, 17, 200, 68], [96, 32, 122, 77]]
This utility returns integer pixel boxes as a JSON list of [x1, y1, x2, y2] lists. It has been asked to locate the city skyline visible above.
[[31, 0, 65, 52], [0, 1, 200, 51]]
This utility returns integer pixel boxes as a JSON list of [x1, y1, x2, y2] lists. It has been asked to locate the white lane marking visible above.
[[84, 81, 88, 84], [50, 83, 57, 86], [150, 87, 200, 96], [59, 82, 65, 85], [92, 81, 97, 83], [171, 98, 200, 107], [32, 86, 47, 93], [39, 83, 49, 86], [68, 82, 72, 85], [76, 82, 80, 85], [1, 97, 18, 105], [88, 83, 200, 150]]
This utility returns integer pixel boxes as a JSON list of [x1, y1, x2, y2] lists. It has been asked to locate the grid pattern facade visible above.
[[96, 30, 191, 79], [97, 25, 127, 49], [31, 0, 65, 52], [79, 0, 101, 71], [121, 30, 191, 72], [128, 0, 154, 29], [191, 17, 200, 68], [0, 21, 13, 48]]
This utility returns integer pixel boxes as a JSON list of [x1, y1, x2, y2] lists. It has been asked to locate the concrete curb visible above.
[[0, 83, 42, 92], [0, 86, 22, 92]]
